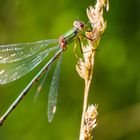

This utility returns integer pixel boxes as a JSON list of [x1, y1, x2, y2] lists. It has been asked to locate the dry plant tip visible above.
[[83, 105, 98, 140]]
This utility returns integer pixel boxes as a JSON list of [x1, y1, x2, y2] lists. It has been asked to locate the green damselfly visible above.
[[0, 21, 92, 125]]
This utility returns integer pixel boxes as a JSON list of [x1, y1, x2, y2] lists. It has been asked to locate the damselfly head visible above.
[[73, 21, 85, 31]]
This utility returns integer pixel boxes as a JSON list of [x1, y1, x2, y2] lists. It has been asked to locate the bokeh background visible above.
[[0, 0, 140, 140]]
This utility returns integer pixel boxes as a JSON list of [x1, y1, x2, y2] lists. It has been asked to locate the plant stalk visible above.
[[79, 52, 95, 140]]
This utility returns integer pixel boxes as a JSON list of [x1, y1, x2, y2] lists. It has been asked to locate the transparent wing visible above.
[[0, 46, 58, 85], [0, 39, 58, 63], [48, 53, 62, 122], [34, 64, 51, 101]]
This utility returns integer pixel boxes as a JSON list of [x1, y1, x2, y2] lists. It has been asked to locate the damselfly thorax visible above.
[[59, 21, 86, 50]]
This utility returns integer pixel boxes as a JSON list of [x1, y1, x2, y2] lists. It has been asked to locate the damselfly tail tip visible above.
[[0, 119, 3, 127]]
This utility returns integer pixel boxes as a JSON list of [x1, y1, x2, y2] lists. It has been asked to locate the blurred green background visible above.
[[0, 0, 140, 140]]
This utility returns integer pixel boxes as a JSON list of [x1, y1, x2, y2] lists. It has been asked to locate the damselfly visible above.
[[0, 20, 92, 125]]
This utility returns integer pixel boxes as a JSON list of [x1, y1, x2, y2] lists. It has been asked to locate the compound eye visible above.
[[80, 22, 84, 29]]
